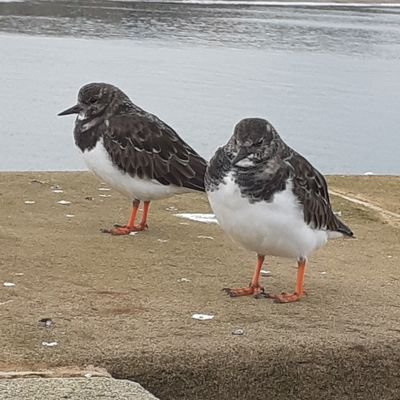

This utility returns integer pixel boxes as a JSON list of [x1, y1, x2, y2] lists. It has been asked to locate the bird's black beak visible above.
[[58, 104, 81, 116], [232, 147, 249, 165]]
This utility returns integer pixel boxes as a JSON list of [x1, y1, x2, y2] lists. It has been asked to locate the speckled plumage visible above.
[[58, 82, 207, 234], [205, 117, 353, 302], [66, 82, 207, 193], [205, 118, 353, 236]]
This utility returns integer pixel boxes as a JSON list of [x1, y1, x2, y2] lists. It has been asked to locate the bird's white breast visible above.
[[207, 173, 329, 259], [81, 139, 189, 201]]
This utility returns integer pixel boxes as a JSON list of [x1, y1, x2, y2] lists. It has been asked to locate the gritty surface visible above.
[[0, 173, 400, 400], [0, 378, 158, 400]]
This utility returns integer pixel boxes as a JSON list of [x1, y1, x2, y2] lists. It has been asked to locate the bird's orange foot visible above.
[[101, 223, 148, 235], [223, 285, 266, 299], [267, 292, 303, 303], [101, 225, 133, 235], [130, 223, 148, 232]]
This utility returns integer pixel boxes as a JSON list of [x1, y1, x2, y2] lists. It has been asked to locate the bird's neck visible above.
[[74, 116, 104, 152]]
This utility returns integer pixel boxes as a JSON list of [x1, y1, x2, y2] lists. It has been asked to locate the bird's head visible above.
[[229, 118, 278, 166], [58, 82, 129, 120]]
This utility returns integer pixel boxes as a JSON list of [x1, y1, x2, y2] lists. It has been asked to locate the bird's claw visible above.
[[222, 285, 266, 298]]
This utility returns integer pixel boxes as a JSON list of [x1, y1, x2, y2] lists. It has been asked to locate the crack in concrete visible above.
[[331, 190, 400, 227]]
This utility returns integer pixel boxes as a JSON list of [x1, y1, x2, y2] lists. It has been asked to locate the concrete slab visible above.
[[0, 377, 158, 400], [0, 173, 399, 399]]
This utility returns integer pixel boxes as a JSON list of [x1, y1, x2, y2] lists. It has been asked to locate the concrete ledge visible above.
[[0, 366, 110, 379], [0, 173, 399, 399], [0, 377, 158, 400]]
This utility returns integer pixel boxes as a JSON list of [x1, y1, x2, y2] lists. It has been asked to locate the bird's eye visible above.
[[89, 97, 98, 104]]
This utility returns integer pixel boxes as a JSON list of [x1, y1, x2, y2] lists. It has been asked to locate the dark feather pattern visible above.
[[286, 149, 353, 236], [72, 83, 207, 192], [103, 114, 206, 191], [205, 118, 353, 237]]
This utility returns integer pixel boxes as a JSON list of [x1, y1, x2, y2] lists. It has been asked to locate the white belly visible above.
[[207, 174, 329, 259], [81, 139, 190, 201]]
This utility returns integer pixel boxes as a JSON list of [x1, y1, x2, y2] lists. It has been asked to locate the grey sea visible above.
[[1, 0, 399, 174]]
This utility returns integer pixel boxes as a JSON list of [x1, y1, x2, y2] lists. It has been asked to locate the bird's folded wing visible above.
[[288, 151, 353, 236], [205, 147, 232, 189], [102, 113, 207, 191]]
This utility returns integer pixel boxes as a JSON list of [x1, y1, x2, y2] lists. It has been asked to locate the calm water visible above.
[[1, 0, 399, 173]]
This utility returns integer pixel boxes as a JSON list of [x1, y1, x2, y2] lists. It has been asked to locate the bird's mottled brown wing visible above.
[[287, 151, 353, 236], [102, 113, 207, 191]]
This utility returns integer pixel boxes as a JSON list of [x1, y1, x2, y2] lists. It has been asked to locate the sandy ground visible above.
[[0, 172, 399, 400]]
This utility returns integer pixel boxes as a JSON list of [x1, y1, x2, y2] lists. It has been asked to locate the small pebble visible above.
[[192, 313, 214, 321], [320, 271, 327, 275], [98, 187, 111, 191], [232, 328, 244, 336], [24, 201, 35, 204], [65, 214, 75, 218], [38, 318, 53, 328], [129, 232, 138, 236], [178, 278, 191, 283], [57, 200, 71, 205], [157, 239, 168, 243], [166, 206, 178, 211], [261, 270, 272, 277], [98, 194, 111, 198], [52, 190, 64, 193], [15, 273, 24, 276], [42, 341, 58, 347], [3, 282, 15, 287], [84, 373, 92, 378], [50, 185, 62, 190]]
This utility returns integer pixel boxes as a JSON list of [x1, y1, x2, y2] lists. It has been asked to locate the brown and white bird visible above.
[[58, 82, 207, 235], [205, 118, 353, 303]]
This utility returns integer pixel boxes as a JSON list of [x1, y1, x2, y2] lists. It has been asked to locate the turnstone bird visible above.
[[58, 83, 207, 235], [205, 118, 353, 303]]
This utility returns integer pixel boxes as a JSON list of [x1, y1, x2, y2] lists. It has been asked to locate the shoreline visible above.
[[140, 0, 400, 7], [1, 0, 400, 6]]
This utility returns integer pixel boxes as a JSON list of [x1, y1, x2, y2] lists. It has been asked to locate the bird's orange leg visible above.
[[223, 255, 266, 298], [126, 200, 140, 229], [132, 201, 150, 232], [268, 258, 306, 303], [103, 200, 142, 235]]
